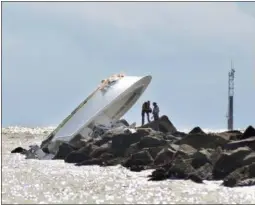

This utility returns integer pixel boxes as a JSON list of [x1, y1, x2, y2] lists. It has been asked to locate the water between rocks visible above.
[[2, 127, 255, 204]]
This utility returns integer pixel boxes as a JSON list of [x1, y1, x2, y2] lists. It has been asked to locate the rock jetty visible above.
[[11, 115, 255, 188]]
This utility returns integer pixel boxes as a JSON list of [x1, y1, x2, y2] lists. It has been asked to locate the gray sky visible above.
[[2, 2, 255, 130]]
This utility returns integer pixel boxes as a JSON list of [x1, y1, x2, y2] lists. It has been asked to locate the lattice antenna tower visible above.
[[227, 60, 235, 130]]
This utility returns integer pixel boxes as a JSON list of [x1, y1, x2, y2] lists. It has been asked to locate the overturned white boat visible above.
[[41, 74, 152, 153]]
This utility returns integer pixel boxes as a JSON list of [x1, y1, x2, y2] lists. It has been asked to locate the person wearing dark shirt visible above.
[[141, 101, 152, 125]]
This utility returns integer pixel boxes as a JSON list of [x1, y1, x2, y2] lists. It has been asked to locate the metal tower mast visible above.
[[227, 61, 235, 131]]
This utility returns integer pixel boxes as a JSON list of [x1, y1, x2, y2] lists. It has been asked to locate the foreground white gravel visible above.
[[2, 127, 254, 204]]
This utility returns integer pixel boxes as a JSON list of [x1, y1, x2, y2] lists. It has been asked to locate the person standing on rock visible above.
[[152, 102, 160, 121], [142, 101, 152, 125]]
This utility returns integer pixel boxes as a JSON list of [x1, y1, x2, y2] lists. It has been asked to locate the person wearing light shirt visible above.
[[152, 102, 160, 121]]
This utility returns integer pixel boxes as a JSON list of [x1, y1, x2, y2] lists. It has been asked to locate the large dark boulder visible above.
[[124, 142, 140, 157], [215, 130, 243, 141], [124, 132, 168, 157], [130, 165, 146, 172], [167, 156, 195, 179], [64, 144, 97, 163], [220, 130, 243, 141], [154, 147, 176, 165], [191, 149, 212, 169], [144, 146, 167, 159], [11, 147, 27, 154], [169, 144, 180, 152], [78, 143, 98, 155], [235, 178, 255, 187], [189, 127, 205, 135], [193, 163, 213, 180], [130, 150, 154, 165], [138, 135, 167, 148], [223, 163, 255, 187], [141, 115, 177, 133], [89, 145, 112, 158], [240, 126, 255, 140], [40, 132, 89, 152], [225, 137, 255, 151], [65, 151, 91, 163], [213, 147, 254, 179], [94, 133, 114, 147], [111, 129, 150, 157], [122, 150, 154, 168], [124, 142, 167, 159], [177, 133, 230, 150], [68, 133, 88, 149], [175, 144, 197, 159], [209, 146, 223, 165], [99, 152, 114, 161], [149, 151, 210, 183], [187, 174, 204, 184], [52, 143, 75, 160], [242, 152, 255, 167], [149, 167, 168, 181]]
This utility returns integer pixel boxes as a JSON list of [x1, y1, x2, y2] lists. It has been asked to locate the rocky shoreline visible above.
[[11, 116, 255, 188]]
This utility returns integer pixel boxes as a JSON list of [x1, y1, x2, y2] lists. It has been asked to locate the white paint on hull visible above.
[[48, 74, 152, 145]]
